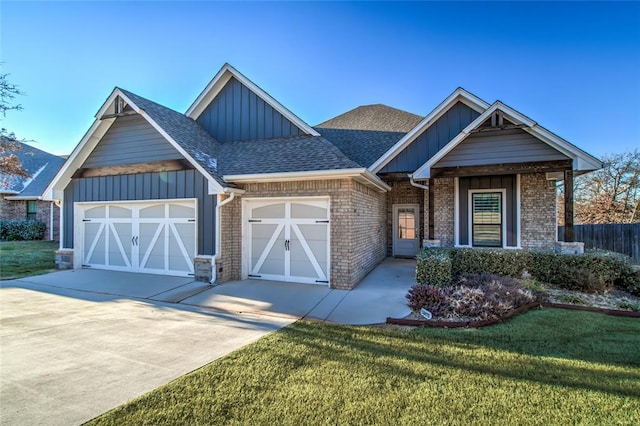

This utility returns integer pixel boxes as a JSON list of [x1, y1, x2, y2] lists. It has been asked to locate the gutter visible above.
[[409, 174, 430, 190]]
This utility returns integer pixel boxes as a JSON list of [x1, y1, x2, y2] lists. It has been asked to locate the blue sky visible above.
[[1, 1, 638, 157]]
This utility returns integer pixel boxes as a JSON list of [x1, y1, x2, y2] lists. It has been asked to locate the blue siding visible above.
[[435, 129, 569, 168], [381, 102, 480, 173], [83, 114, 183, 168], [196, 77, 305, 143], [458, 175, 517, 247], [62, 170, 216, 255]]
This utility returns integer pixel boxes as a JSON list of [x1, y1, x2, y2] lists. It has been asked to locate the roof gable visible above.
[[316, 104, 422, 133], [44, 88, 229, 200], [0, 141, 65, 197], [186, 63, 319, 138], [369, 88, 490, 173], [413, 101, 603, 179]]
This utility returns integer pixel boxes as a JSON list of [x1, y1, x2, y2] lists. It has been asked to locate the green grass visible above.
[[89, 309, 640, 425], [0, 240, 58, 280]]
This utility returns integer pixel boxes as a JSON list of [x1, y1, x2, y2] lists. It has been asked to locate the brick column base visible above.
[[194, 256, 214, 282], [55, 249, 74, 270]]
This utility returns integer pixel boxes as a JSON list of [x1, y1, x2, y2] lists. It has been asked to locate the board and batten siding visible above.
[[434, 129, 569, 168], [196, 76, 305, 143], [458, 175, 517, 247], [63, 170, 216, 255], [82, 114, 183, 168], [381, 102, 480, 173]]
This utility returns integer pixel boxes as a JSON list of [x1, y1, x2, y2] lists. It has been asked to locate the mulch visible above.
[[386, 302, 640, 328]]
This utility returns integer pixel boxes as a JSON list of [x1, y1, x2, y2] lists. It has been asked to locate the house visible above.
[[44, 64, 602, 289], [1, 141, 65, 241]]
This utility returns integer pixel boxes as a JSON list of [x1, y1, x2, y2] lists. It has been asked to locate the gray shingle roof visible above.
[[119, 89, 228, 187], [315, 128, 406, 168], [218, 135, 361, 175], [316, 104, 423, 133], [0, 141, 65, 197]]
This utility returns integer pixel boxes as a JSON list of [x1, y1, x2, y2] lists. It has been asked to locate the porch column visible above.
[[428, 178, 435, 240], [563, 169, 574, 242]]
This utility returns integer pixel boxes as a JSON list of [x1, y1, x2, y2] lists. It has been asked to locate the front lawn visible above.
[[89, 308, 640, 425], [0, 240, 58, 280]]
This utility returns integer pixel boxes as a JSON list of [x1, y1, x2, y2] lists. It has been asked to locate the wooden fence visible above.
[[558, 223, 640, 263]]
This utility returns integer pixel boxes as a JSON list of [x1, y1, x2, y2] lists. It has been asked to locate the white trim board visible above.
[[185, 63, 320, 137]]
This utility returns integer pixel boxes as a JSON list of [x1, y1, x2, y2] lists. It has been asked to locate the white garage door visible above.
[[78, 200, 196, 277], [247, 198, 330, 285]]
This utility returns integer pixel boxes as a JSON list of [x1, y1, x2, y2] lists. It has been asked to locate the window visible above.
[[397, 208, 416, 239], [26, 200, 37, 221], [471, 192, 502, 247]]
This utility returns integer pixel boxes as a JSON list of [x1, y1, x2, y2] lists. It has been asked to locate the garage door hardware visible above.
[[315, 280, 329, 283], [315, 220, 330, 223], [131, 236, 139, 246], [248, 274, 262, 278], [284, 239, 290, 251], [82, 219, 91, 222], [248, 219, 262, 223]]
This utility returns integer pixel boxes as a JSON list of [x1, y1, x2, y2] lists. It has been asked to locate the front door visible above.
[[393, 204, 420, 257]]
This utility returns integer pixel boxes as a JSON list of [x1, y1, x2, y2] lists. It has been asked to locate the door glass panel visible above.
[[108, 206, 132, 219], [169, 204, 195, 218], [290, 203, 327, 219], [85, 206, 105, 219], [472, 193, 502, 247], [397, 209, 416, 239], [139, 204, 165, 218], [252, 203, 285, 219]]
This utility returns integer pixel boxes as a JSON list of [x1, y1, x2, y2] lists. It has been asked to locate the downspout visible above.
[[212, 191, 236, 283], [409, 174, 430, 190], [49, 202, 54, 241]]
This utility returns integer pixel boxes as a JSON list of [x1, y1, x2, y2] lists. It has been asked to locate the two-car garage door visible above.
[[77, 200, 196, 277], [246, 198, 330, 285]]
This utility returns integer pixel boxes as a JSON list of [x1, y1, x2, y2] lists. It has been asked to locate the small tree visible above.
[[0, 71, 30, 186], [570, 150, 640, 224]]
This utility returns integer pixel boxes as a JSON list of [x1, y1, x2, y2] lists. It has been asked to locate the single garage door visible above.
[[247, 198, 330, 285], [78, 200, 196, 277]]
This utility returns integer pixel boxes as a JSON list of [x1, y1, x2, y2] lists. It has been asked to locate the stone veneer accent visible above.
[[383, 180, 423, 256], [433, 177, 455, 246], [0, 195, 60, 241], [520, 173, 557, 250], [217, 178, 386, 290], [55, 249, 74, 270]]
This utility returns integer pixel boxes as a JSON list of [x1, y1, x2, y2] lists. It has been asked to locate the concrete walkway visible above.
[[0, 257, 415, 425]]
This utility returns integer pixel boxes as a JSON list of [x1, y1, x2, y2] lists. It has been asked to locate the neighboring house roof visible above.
[[316, 128, 406, 168], [0, 141, 65, 199], [316, 104, 422, 133]]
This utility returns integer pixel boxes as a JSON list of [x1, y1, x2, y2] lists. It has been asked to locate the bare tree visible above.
[[0, 71, 30, 184], [571, 150, 640, 224]]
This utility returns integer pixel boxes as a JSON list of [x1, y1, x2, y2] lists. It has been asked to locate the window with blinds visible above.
[[471, 192, 502, 247]]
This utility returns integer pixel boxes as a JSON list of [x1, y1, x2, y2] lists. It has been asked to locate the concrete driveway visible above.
[[0, 258, 414, 425]]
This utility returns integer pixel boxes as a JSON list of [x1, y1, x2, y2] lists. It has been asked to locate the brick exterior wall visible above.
[[383, 180, 423, 256], [218, 178, 386, 290], [433, 177, 455, 246], [0, 195, 60, 241], [520, 173, 557, 250]]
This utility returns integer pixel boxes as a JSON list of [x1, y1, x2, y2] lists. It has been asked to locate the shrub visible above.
[[406, 284, 450, 314], [406, 274, 538, 321], [415, 249, 452, 286], [450, 248, 528, 278], [0, 220, 46, 241]]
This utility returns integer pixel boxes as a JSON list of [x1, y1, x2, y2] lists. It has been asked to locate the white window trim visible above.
[[468, 188, 507, 249]]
